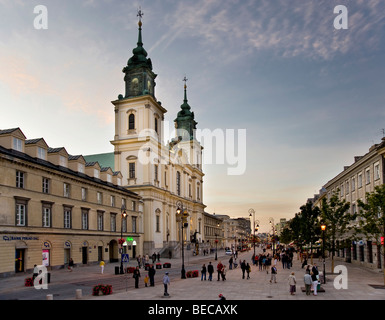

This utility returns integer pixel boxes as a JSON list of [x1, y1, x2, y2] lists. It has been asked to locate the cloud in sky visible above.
[[149, 0, 385, 62], [0, 0, 384, 225]]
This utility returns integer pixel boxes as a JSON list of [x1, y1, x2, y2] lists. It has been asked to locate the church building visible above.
[[87, 11, 206, 257]]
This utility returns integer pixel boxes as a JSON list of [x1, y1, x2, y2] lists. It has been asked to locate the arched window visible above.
[[154, 116, 158, 133], [176, 171, 181, 196], [129, 114, 135, 130]]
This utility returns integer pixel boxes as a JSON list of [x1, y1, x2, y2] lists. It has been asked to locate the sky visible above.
[[1, 0, 385, 232]]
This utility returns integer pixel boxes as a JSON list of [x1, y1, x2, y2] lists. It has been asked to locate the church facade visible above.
[[104, 14, 206, 256]]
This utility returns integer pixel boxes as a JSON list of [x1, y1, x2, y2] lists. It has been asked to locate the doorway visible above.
[[82, 247, 88, 264], [15, 249, 25, 273], [98, 246, 103, 261], [109, 240, 118, 263]]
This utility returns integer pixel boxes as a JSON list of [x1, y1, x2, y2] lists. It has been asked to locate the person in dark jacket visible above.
[[207, 262, 214, 281], [241, 260, 246, 279], [133, 266, 141, 288], [149, 265, 156, 286]]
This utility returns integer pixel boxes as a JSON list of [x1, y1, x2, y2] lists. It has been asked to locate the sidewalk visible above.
[[89, 250, 385, 300], [1, 248, 384, 300]]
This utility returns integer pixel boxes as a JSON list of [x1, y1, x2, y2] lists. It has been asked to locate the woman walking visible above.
[[221, 265, 227, 281], [288, 272, 296, 295], [270, 265, 277, 283]]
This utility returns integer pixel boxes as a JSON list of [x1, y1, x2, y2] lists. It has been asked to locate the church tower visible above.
[[122, 10, 156, 99]]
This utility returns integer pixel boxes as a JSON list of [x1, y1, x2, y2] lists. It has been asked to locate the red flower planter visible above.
[[92, 284, 112, 296], [186, 270, 199, 278]]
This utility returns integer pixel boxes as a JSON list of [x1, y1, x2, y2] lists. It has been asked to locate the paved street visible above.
[[0, 247, 384, 301]]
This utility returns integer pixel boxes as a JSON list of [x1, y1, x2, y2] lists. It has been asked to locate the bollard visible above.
[[76, 289, 82, 299], [46, 294, 53, 300]]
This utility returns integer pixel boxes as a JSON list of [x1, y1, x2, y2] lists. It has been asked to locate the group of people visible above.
[[132, 265, 171, 296], [198, 249, 322, 297], [200, 261, 227, 281], [136, 253, 161, 268]]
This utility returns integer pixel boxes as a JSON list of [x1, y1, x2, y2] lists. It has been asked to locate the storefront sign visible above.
[[2, 236, 39, 241]]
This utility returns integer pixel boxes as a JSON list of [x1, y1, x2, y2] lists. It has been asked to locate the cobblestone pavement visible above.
[[1, 247, 384, 301]]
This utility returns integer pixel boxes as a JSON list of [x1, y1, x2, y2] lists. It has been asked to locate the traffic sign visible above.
[[121, 254, 129, 263]]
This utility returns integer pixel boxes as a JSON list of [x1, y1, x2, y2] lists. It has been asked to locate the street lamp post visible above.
[[269, 218, 276, 255], [176, 202, 187, 279], [321, 221, 327, 284], [249, 209, 256, 258], [120, 205, 127, 274]]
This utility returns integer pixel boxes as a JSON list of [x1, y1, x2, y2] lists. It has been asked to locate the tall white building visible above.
[[89, 13, 206, 256]]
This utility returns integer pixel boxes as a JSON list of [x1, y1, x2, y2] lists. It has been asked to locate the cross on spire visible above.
[[137, 7, 144, 23], [183, 75, 188, 89]]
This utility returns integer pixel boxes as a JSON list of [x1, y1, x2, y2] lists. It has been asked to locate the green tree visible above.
[[321, 189, 352, 273], [279, 226, 293, 245], [285, 202, 321, 264], [356, 184, 385, 285], [298, 201, 321, 264]]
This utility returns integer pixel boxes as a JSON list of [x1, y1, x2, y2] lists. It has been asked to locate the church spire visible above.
[[181, 76, 191, 111], [136, 7, 144, 47], [123, 8, 152, 73], [175, 76, 197, 141], [122, 8, 157, 99]]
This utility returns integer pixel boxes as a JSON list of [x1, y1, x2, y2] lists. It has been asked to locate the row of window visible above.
[[15, 170, 136, 210], [15, 199, 137, 232], [338, 163, 380, 197], [129, 163, 201, 200]]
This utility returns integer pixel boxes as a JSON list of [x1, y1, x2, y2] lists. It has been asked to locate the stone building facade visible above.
[[0, 128, 142, 277], [315, 137, 385, 269]]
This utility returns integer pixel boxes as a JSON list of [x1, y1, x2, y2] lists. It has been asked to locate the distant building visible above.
[[275, 218, 288, 236]]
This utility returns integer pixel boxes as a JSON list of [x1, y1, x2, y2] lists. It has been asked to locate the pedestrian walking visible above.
[[33, 264, 38, 281], [282, 253, 287, 269], [208, 262, 214, 281], [133, 266, 141, 288], [262, 256, 267, 272], [311, 272, 318, 296], [144, 274, 149, 287], [137, 255, 142, 268], [68, 258, 74, 272], [229, 256, 233, 270], [241, 260, 246, 279], [163, 272, 170, 296], [201, 264, 207, 281], [217, 261, 223, 281], [288, 272, 296, 295], [270, 265, 277, 283], [305, 265, 311, 274], [233, 257, 238, 269], [149, 265, 156, 286], [302, 255, 308, 269], [246, 263, 251, 279], [273, 255, 278, 268], [304, 272, 312, 295], [99, 260, 105, 274], [221, 265, 227, 281]]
